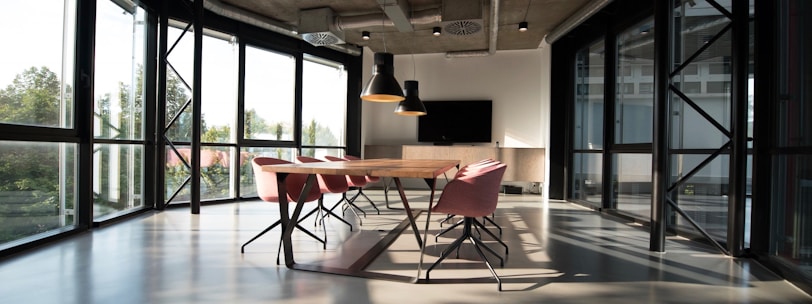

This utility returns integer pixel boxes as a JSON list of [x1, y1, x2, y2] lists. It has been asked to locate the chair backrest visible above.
[[341, 155, 381, 182], [252, 157, 321, 203], [324, 155, 367, 187], [296, 156, 349, 194], [455, 158, 498, 178], [433, 162, 507, 218]]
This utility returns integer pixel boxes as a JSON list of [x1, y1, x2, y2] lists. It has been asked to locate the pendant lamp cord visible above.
[[411, 3, 416, 79], [381, 2, 387, 53], [523, 0, 531, 21], [412, 53, 416, 79]]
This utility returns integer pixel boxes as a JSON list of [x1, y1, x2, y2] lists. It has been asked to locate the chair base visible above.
[[351, 188, 380, 215], [440, 213, 502, 235], [426, 217, 506, 291], [435, 216, 508, 256], [327, 192, 370, 225], [240, 218, 326, 265], [307, 195, 354, 231]]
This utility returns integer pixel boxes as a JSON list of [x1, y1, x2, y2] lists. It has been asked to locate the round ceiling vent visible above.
[[302, 32, 341, 46], [444, 20, 482, 36]]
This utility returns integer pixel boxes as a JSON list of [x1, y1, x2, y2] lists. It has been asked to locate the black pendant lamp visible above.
[[394, 80, 427, 116], [360, 52, 404, 102]]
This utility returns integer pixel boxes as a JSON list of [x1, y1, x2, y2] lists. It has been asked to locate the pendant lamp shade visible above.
[[394, 80, 427, 116], [361, 53, 404, 102]]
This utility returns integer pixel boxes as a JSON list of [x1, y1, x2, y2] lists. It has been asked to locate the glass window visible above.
[[706, 81, 730, 94], [671, 90, 730, 149], [574, 40, 605, 151], [618, 83, 635, 95], [774, 10, 812, 148], [618, 65, 632, 77], [770, 0, 812, 282], [94, 0, 146, 140], [0, 141, 76, 246], [165, 23, 194, 143], [199, 31, 238, 200], [682, 81, 702, 94], [708, 62, 730, 75], [771, 155, 812, 280], [0, 0, 79, 247], [672, 154, 730, 241], [92, 1, 148, 220], [683, 64, 699, 75], [588, 84, 605, 95], [164, 25, 238, 145], [640, 65, 653, 76], [616, 17, 654, 144], [572, 153, 603, 206], [239, 147, 297, 197], [615, 153, 652, 220], [244, 46, 295, 141], [165, 145, 191, 203], [162, 25, 240, 203], [163, 146, 236, 203], [671, 6, 733, 150], [199, 146, 233, 201], [300, 55, 347, 156], [0, 1, 74, 128], [201, 32, 238, 144], [93, 144, 143, 219], [639, 83, 653, 94], [589, 67, 605, 79], [668, 0, 737, 247]]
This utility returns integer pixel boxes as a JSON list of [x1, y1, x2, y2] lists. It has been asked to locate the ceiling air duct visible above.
[[299, 8, 346, 46], [441, 0, 484, 35]]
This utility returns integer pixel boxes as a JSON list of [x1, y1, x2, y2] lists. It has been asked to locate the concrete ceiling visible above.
[[217, 0, 594, 55]]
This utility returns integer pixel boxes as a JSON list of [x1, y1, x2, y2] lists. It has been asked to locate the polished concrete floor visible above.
[[0, 190, 810, 304]]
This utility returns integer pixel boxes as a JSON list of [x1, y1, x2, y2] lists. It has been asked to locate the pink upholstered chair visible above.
[[296, 156, 356, 228], [437, 159, 505, 238], [324, 155, 380, 216], [241, 157, 326, 264], [426, 161, 508, 291], [340, 155, 381, 213]]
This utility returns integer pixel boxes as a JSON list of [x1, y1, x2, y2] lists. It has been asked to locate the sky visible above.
[[0, 1, 65, 87]]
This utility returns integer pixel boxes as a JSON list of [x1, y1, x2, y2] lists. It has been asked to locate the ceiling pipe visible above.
[[335, 8, 442, 31], [445, 0, 499, 58], [202, 0, 362, 56], [378, 0, 413, 32], [544, 0, 613, 44]]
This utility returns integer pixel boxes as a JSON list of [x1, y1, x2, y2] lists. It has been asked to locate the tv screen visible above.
[[418, 100, 492, 144]]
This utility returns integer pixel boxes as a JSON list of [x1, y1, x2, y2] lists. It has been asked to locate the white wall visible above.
[[361, 47, 551, 149], [360, 43, 553, 195]]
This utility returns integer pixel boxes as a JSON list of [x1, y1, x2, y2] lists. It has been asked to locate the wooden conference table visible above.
[[261, 158, 460, 282]]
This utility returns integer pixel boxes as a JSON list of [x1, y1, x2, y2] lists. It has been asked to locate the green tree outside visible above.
[[0, 67, 70, 243], [301, 118, 339, 157]]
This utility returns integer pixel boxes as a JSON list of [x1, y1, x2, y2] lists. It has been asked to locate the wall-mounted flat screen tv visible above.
[[417, 100, 492, 144]]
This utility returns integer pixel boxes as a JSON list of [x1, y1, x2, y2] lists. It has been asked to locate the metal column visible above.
[[727, 0, 750, 256], [191, 0, 203, 214], [650, 0, 674, 252]]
